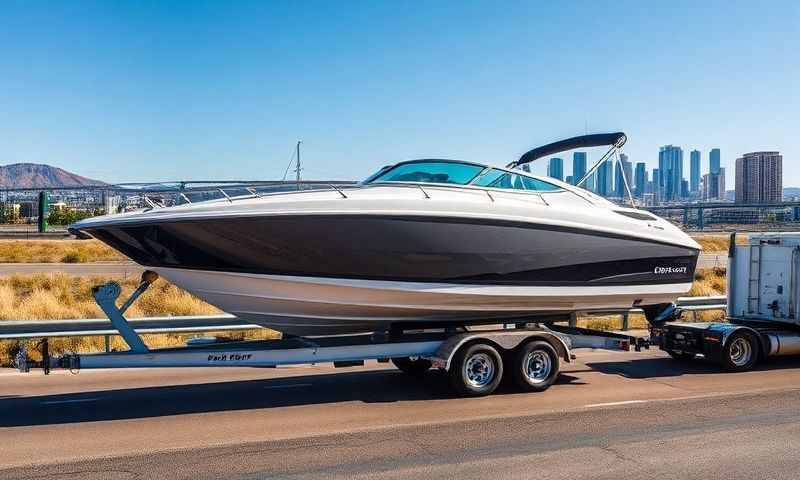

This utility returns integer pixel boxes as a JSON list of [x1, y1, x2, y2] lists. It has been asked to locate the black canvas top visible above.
[[510, 132, 627, 168]]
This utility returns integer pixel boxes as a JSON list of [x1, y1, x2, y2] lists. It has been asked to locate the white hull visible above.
[[155, 267, 692, 335]]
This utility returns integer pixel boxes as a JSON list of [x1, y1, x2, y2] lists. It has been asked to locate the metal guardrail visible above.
[[0, 296, 728, 340]]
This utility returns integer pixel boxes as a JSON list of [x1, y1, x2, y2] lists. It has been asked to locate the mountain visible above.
[[0, 163, 105, 188]]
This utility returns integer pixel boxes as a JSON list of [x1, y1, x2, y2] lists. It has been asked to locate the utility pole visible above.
[[295, 140, 302, 190]]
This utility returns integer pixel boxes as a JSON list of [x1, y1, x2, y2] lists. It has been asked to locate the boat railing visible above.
[[138, 181, 359, 208]]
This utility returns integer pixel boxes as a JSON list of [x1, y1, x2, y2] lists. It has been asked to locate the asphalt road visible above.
[[3, 348, 800, 478]]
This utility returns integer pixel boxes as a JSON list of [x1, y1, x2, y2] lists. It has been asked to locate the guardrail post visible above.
[[621, 311, 630, 331], [569, 312, 578, 328], [104, 335, 110, 353]]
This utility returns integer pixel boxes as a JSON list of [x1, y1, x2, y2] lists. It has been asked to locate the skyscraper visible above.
[[634, 162, 647, 198], [547, 157, 564, 181], [690, 150, 701, 194], [658, 145, 684, 201], [615, 153, 633, 198], [710, 148, 721, 175], [597, 160, 614, 197], [572, 152, 587, 185], [735, 151, 783, 204], [702, 169, 726, 201]]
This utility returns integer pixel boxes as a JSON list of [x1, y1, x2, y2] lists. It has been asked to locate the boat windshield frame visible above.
[[363, 159, 566, 194]]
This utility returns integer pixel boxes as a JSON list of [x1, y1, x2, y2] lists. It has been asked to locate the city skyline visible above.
[[544, 144, 785, 205]]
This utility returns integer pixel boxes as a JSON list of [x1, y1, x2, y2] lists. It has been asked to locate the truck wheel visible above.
[[511, 340, 559, 392], [721, 331, 759, 372], [449, 343, 503, 397], [665, 349, 695, 361], [391, 356, 431, 376]]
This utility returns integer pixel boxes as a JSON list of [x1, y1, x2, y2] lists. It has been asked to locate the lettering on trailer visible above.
[[207, 353, 254, 363], [654, 266, 688, 274]]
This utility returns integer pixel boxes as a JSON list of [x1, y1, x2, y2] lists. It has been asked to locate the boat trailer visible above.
[[17, 270, 650, 396]]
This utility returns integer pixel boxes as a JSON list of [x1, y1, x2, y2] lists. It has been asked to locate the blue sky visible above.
[[1, 1, 797, 185]]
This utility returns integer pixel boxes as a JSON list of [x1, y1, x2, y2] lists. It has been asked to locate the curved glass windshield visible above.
[[472, 168, 561, 192], [367, 161, 485, 185]]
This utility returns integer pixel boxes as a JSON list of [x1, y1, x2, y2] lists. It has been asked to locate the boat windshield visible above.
[[366, 161, 485, 185]]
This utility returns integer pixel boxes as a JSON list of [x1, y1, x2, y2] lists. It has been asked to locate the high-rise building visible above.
[[658, 145, 684, 201], [572, 152, 587, 185], [547, 157, 564, 181], [615, 154, 633, 198], [735, 151, 783, 204], [634, 162, 647, 198], [702, 168, 726, 201], [710, 148, 721, 175], [597, 160, 614, 197], [690, 150, 701, 194], [584, 172, 596, 192], [565, 175, 573, 185]]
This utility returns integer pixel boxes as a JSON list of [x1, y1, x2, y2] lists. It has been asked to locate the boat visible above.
[[70, 132, 701, 335]]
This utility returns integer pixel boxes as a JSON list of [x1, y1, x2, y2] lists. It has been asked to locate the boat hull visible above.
[[154, 267, 694, 335]]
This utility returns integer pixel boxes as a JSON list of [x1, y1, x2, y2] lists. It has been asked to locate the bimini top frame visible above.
[[508, 132, 634, 207], [508, 132, 627, 169]]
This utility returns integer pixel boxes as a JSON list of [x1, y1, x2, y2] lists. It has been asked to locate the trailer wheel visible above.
[[665, 349, 695, 361], [721, 331, 759, 372], [511, 340, 559, 392], [391, 356, 431, 376], [449, 343, 503, 397]]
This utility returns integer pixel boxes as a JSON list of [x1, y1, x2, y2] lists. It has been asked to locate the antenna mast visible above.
[[294, 140, 302, 190]]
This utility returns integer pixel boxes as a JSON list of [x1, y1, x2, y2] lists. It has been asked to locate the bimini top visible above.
[[508, 132, 627, 169]]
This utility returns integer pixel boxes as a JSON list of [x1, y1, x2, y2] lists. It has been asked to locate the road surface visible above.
[[3, 348, 800, 478]]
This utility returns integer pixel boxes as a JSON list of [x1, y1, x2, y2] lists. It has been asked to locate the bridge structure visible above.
[[643, 201, 800, 230]]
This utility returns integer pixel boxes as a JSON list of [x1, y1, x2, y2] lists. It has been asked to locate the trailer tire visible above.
[[511, 340, 559, 392], [391, 356, 431, 376], [449, 343, 503, 397], [721, 331, 759, 372]]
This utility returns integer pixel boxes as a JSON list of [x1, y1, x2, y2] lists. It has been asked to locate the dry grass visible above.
[[0, 273, 220, 320], [691, 234, 749, 253], [0, 239, 126, 263], [0, 273, 274, 365]]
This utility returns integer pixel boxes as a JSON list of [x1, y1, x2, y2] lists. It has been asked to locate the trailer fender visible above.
[[430, 331, 571, 371]]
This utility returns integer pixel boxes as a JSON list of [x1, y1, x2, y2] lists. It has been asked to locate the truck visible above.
[[652, 232, 800, 372]]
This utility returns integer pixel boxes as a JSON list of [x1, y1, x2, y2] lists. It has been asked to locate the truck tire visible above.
[[721, 331, 759, 372], [511, 340, 560, 392], [391, 356, 431, 376], [449, 342, 503, 397]]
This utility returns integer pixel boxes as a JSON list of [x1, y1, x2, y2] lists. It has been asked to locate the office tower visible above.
[[634, 162, 647, 198], [614, 153, 633, 198], [596, 159, 614, 197], [710, 148, 721, 175], [652, 168, 661, 201], [566, 175, 573, 185], [547, 157, 564, 181], [584, 172, 596, 192], [702, 168, 726, 201], [735, 151, 783, 204], [572, 152, 587, 185], [690, 150, 701, 194], [658, 145, 684, 201]]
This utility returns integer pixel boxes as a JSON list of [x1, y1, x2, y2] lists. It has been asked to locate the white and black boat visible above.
[[71, 133, 700, 335]]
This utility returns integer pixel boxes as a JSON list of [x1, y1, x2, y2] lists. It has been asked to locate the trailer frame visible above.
[[36, 271, 649, 396]]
